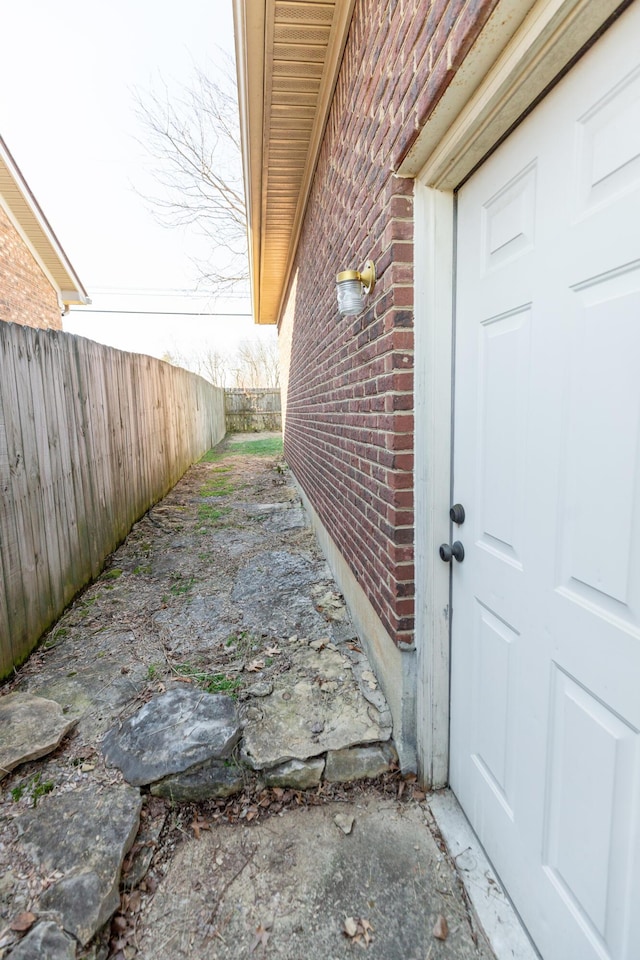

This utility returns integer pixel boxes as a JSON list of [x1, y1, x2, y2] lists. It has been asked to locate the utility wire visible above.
[[67, 308, 253, 317]]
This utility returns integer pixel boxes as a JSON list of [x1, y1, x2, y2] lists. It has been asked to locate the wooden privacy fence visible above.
[[225, 388, 281, 432], [0, 323, 226, 678]]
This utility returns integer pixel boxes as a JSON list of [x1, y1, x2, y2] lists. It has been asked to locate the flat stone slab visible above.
[[0, 693, 76, 781], [7, 921, 75, 960], [101, 687, 241, 786], [152, 595, 242, 654], [23, 656, 149, 741], [241, 644, 392, 770], [19, 783, 142, 945], [136, 798, 495, 960], [233, 550, 336, 638]]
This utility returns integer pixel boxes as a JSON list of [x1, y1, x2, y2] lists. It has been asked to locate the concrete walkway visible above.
[[0, 434, 497, 960]]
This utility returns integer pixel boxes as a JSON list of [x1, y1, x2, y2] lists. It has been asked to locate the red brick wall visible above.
[[0, 205, 62, 330], [282, 0, 499, 645]]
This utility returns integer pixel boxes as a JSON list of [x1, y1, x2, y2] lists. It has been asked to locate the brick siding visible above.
[[281, 0, 499, 644], [0, 205, 62, 330]]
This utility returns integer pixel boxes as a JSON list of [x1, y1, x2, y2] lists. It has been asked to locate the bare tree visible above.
[[162, 338, 278, 389], [134, 54, 248, 295], [231, 339, 280, 389]]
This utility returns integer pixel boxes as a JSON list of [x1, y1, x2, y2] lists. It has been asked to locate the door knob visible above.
[[439, 541, 465, 563], [449, 503, 465, 524]]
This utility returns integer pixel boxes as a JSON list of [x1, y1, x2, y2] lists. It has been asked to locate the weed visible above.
[[198, 504, 231, 524], [174, 664, 242, 697], [200, 476, 234, 497], [43, 625, 69, 649], [170, 576, 196, 596], [200, 449, 223, 463], [13, 774, 54, 807], [102, 568, 123, 580], [223, 630, 254, 654], [133, 564, 152, 575], [30, 773, 54, 806], [147, 663, 160, 680]]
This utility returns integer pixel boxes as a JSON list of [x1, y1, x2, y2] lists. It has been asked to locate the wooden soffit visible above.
[[233, 0, 356, 325], [0, 136, 89, 306]]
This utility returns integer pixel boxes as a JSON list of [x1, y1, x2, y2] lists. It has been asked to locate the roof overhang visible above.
[[0, 136, 89, 307], [233, 0, 356, 325]]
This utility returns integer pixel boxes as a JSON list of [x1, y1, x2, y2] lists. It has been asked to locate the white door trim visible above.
[[412, 0, 631, 785], [414, 184, 455, 788]]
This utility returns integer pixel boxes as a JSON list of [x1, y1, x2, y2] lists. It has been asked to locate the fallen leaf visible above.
[[264, 645, 281, 656], [347, 642, 363, 653], [334, 813, 355, 835], [251, 923, 271, 951], [433, 915, 449, 941], [247, 659, 265, 672], [190, 817, 210, 839], [127, 890, 142, 913], [10, 912, 36, 933], [413, 789, 427, 801], [343, 917, 358, 938], [343, 916, 374, 946], [360, 918, 374, 946], [309, 639, 327, 651]]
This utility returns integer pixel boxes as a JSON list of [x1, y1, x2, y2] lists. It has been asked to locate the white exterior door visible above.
[[450, 5, 640, 959]]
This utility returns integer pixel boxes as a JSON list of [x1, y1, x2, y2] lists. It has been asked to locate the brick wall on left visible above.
[[0, 205, 62, 330]]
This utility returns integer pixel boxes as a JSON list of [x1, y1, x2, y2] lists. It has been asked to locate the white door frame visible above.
[[410, 0, 631, 787]]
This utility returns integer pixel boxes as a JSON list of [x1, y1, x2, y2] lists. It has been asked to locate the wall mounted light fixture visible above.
[[336, 260, 376, 316]]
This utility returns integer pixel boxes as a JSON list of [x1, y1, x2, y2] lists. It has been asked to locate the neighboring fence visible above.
[[224, 388, 281, 432], [0, 322, 226, 678]]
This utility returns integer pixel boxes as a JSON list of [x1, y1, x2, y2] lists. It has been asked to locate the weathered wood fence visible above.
[[224, 388, 281, 432], [0, 322, 225, 678]]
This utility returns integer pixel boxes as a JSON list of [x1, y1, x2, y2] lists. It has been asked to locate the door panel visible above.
[[450, 5, 640, 959]]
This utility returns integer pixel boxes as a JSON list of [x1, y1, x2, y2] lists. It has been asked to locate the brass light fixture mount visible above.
[[335, 260, 376, 316]]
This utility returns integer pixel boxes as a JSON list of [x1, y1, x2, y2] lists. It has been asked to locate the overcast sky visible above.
[[0, 0, 274, 361]]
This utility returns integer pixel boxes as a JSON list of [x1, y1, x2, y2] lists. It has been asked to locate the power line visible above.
[[67, 308, 253, 317], [88, 287, 250, 299]]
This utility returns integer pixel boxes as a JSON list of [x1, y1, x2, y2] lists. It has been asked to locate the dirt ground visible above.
[[0, 434, 495, 960]]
